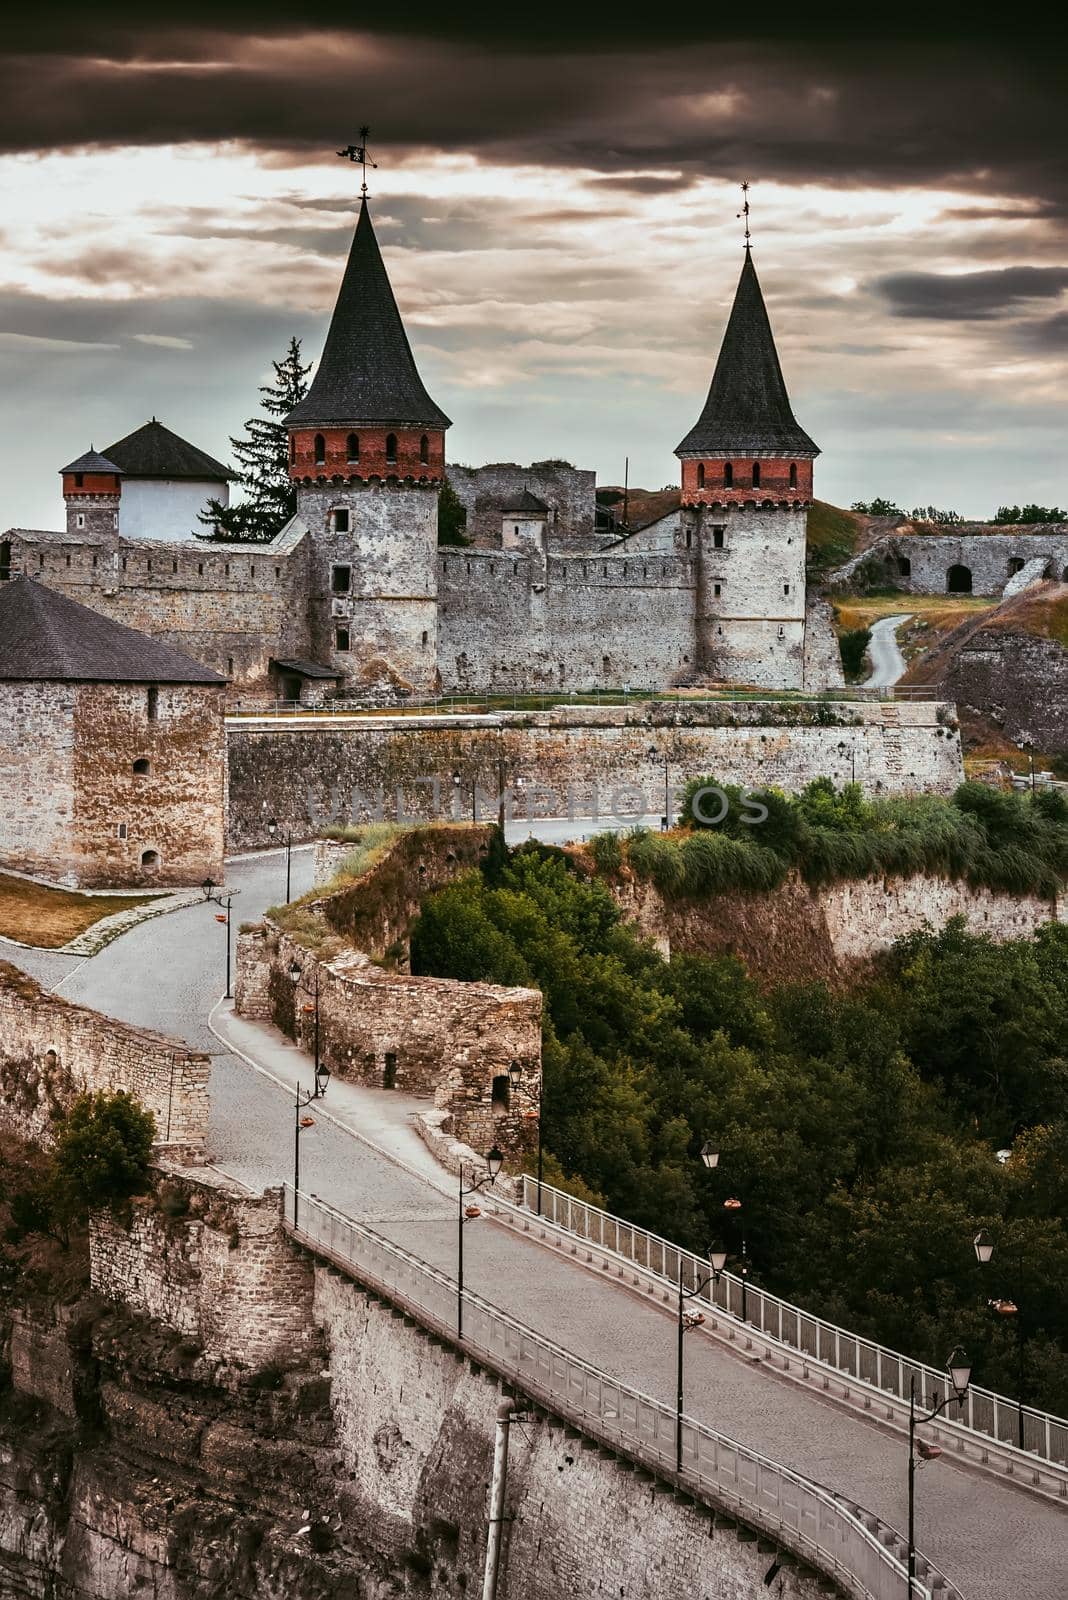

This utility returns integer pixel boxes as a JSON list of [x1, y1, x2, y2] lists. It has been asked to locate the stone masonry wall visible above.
[[832, 528, 1068, 596], [226, 700, 964, 849], [89, 1168, 317, 1368], [0, 962, 209, 1151], [940, 627, 1068, 756], [447, 461, 597, 546], [607, 867, 1064, 984]]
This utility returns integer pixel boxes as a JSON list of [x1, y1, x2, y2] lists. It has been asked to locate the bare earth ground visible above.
[[0, 873, 158, 949]]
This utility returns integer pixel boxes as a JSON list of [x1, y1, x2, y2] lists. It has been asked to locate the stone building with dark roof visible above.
[[0, 193, 840, 702], [0, 578, 225, 888]]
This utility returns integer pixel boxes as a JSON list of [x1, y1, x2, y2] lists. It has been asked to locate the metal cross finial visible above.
[[737, 180, 751, 249], [337, 126, 378, 196]]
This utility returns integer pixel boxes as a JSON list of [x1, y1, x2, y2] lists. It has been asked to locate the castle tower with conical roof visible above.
[[286, 197, 450, 694], [676, 250, 818, 689]]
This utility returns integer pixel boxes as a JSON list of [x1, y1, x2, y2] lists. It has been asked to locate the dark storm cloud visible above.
[[873, 267, 1068, 320], [0, 19, 1065, 220]]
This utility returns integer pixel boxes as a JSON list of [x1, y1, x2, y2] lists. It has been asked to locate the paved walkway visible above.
[[4, 849, 1066, 1598], [863, 613, 912, 688]]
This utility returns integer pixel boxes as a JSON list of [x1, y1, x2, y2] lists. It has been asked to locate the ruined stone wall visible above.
[[448, 461, 597, 545], [2, 526, 310, 689], [0, 680, 75, 879], [833, 528, 1068, 596], [226, 700, 964, 850], [607, 867, 1063, 983], [437, 545, 697, 692], [89, 1170, 317, 1368], [940, 627, 1068, 755], [0, 963, 209, 1151]]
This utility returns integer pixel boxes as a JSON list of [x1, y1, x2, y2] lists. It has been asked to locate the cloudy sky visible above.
[[2, 8, 1065, 528]]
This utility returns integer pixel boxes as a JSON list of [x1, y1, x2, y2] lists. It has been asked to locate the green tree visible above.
[[51, 1092, 155, 1220], [910, 504, 964, 524], [850, 497, 904, 517], [838, 626, 872, 678], [200, 336, 311, 543], [992, 504, 1067, 525], [437, 477, 470, 546]]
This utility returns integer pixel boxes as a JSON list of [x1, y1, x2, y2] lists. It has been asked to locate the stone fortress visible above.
[[0, 189, 844, 703]]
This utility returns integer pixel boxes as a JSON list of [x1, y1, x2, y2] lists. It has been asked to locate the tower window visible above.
[[73, 473, 83, 488], [492, 1074, 511, 1114], [789, 462, 798, 489], [146, 685, 159, 720], [1, 540, 13, 579], [385, 432, 398, 465], [685, 528, 692, 549], [421, 630, 428, 646], [75, 513, 85, 529], [332, 508, 350, 533], [335, 626, 350, 652], [697, 463, 705, 489], [724, 462, 733, 488], [313, 433, 326, 465], [132, 757, 151, 776], [198, 562, 204, 575], [713, 528, 725, 550], [514, 525, 520, 537], [783, 582, 790, 595], [778, 625, 785, 638], [331, 563, 351, 593], [347, 432, 359, 462], [116, 822, 127, 840], [419, 434, 429, 465], [752, 462, 761, 488], [714, 583, 722, 597], [172, 559, 178, 573]]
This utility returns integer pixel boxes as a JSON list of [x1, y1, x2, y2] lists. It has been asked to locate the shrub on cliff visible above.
[[51, 1092, 155, 1220]]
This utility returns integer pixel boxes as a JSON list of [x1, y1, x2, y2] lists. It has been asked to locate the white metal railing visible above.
[[519, 1177, 1068, 1471], [284, 1185, 954, 1600]]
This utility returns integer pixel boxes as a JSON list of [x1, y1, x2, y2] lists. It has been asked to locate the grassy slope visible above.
[[0, 875, 158, 949], [806, 500, 862, 573]]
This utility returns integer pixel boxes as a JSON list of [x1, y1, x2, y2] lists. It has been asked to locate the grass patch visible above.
[[833, 592, 995, 632], [268, 823, 410, 946], [806, 500, 862, 574], [0, 874, 160, 949]]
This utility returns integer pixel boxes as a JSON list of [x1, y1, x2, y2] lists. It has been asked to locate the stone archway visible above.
[[947, 564, 972, 594]]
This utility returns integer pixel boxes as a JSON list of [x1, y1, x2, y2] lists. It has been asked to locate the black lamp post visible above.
[[288, 959, 326, 1091], [907, 1349, 971, 1595], [974, 1229, 1027, 1450], [510, 1059, 544, 1215], [202, 878, 233, 999], [457, 1147, 504, 1341], [722, 1196, 752, 1322], [647, 745, 671, 830], [675, 1244, 728, 1474], [267, 816, 293, 904]]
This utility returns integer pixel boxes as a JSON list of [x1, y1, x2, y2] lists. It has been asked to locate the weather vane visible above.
[[737, 180, 751, 249], [337, 126, 377, 196]]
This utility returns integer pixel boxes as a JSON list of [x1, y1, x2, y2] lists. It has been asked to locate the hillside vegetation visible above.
[[806, 500, 862, 574], [411, 841, 1068, 1413]]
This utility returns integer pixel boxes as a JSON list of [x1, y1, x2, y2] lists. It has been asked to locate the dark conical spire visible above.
[[286, 198, 450, 430], [676, 252, 817, 456]]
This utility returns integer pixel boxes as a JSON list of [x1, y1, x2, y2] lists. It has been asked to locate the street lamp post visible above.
[[647, 745, 671, 830], [675, 1245, 728, 1474], [974, 1229, 1027, 1450], [510, 1059, 543, 1215], [457, 1147, 504, 1341], [288, 960, 325, 1089], [267, 817, 293, 904], [722, 1196, 751, 1321], [202, 878, 233, 999], [907, 1349, 971, 1596]]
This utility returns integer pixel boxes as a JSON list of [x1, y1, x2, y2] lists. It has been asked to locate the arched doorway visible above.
[[947, 564, 972, 593]]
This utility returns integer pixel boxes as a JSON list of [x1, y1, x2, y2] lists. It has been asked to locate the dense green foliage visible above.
[[837, 626, 872, 677], [620, 778, 1068, 899], [850, 497, 904, 517], [6, 1092, 155, 1246], [411, 844, 1068, 1411], [200, 336, 310, 543], [437, 477, 471, 546], [992, 504, 1067, 524]]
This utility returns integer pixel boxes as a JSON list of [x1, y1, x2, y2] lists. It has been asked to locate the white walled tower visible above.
[[676, 250, 819, 689], [286, 197, 449, 697]]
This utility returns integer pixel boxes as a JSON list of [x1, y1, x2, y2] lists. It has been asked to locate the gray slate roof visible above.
[[103, 419, 236, 481], [502, 489, 550, 515], [0, 577, 225, 684], [59, 448, 121, 475], [286, 198, 451, 431], [676, 252, 818, 457], [271, 658, 343, 680]]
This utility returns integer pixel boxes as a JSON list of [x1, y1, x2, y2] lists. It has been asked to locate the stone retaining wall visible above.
[[0, 962, 209, 1151]]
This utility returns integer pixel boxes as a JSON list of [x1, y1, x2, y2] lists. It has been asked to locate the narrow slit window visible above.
[[419, 434, 429, 464], [385, 432, 398, 464], [723, 462, 734, 488], [752, 462, 761, 488], [789, 462, 798, 489], [314, 433, 326, 465], [347, 432, 359, 462]]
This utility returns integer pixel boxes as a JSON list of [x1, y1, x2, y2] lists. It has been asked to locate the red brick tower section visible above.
[[285, 196, 450, 695], [676, 248, 819, 690], [60, 448, 122, 538]]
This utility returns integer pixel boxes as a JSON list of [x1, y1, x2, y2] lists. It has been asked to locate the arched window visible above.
[[419, 434, 429, 465], [789, 462, 798, 489], [723, 462, 734, 487], [0, 540, 10, 581], [347, 432, 359, 462], [313, 433, 326, 465], [697, 463, 705, 489], [385, 432, 398, 465], [132, 757, 151, 776], [140, 849, 160, 870], [752, 461, 761, 488]]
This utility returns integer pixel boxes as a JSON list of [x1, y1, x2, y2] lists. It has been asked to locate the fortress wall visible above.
[[225, 700, 964, 850], [448, 460, 596, 544], [0, 962, 209, 1153], [836, 530, 1068, 595]]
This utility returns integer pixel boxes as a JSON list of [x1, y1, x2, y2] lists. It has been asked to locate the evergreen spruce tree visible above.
[[200, 336, 311, 542]]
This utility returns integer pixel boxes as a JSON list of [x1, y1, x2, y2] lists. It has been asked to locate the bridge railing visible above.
[[284, 1184, 954, 1600], [518, 1177, 1068, 1471]]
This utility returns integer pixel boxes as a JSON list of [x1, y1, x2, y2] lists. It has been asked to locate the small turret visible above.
[[60, 448, 121, 538]]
